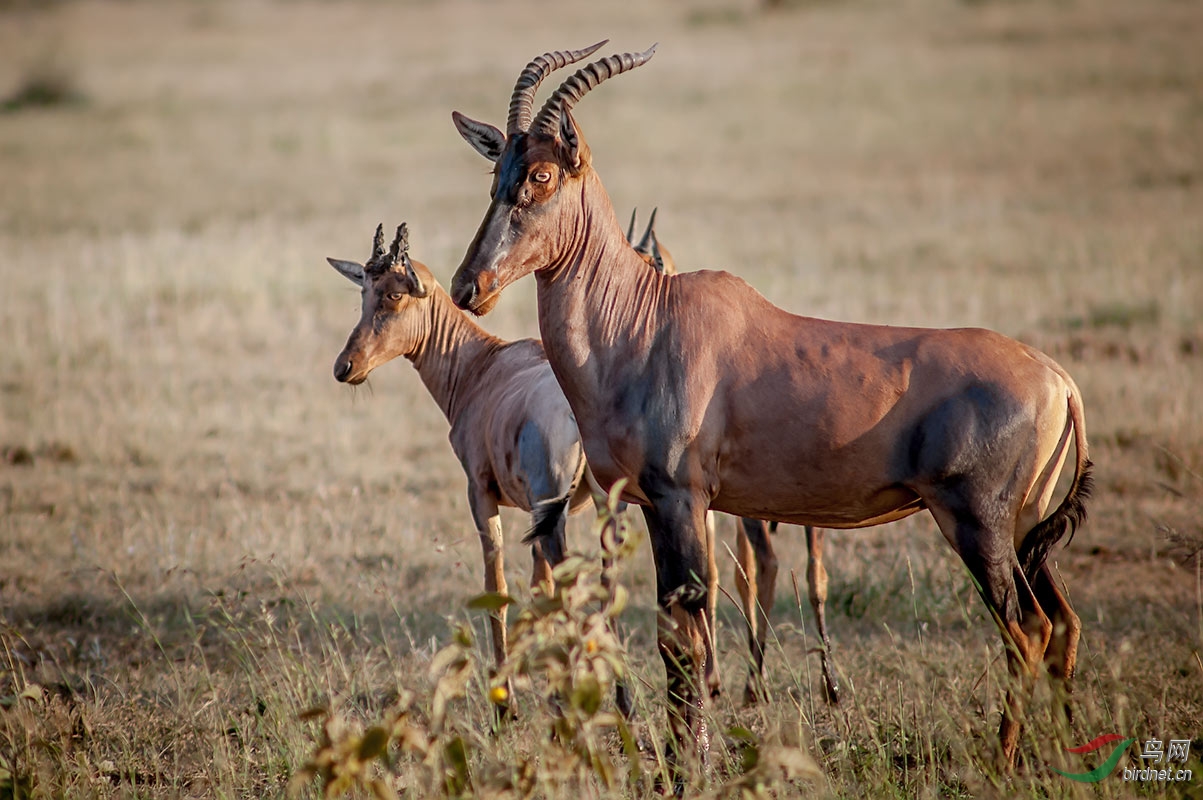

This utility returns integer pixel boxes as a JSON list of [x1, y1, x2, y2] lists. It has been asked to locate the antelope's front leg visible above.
[[642, 489, 713, 787], [469, 489, 512, 715], [595, 493, 636, 720]]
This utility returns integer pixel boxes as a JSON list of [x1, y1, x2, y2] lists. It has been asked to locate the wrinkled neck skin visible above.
[[410, 287, 504, 425], [536, 171, 668, 397]]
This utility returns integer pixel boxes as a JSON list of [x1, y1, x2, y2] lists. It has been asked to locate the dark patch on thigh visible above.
[[906, 383, 1026, 485], [516, 419, 562, 505]]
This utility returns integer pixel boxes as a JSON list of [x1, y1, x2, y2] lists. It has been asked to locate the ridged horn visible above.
[[626, 207, 638, 244], [507, 40, 608, 135], [371, 223, 387, 262], [531, 44, 658, 138], [388, 223, 409, 269], [637, 207, 659, 253]]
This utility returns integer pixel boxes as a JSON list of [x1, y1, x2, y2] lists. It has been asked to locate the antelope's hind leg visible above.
[[805, 525, 840, 705], [1032, 563, 1081, 725], [940, 509, 1052, 767]]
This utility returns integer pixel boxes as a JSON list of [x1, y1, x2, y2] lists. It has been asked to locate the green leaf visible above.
[[608, 584, 629, 617], [740, 741, 760, 772], [727, 725, 757, 742], [429, 644, 468, 680], [607, 478, 628, 511], [465, 592, 514, 612], [552, 555, 588, 582], [570, 673, 603, 716], [442, 736, 471, 795], [357, 726, 390, 761]]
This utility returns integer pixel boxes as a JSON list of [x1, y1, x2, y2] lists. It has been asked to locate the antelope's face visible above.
[[446, 42, 656, 315], [451, 131, 585, 315], [327, 224, 431, 385]]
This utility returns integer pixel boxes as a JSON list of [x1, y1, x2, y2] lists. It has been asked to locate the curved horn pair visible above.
[[507, 40, 608, 135], [531, 44, 657, 138], [503, 41, 657, 137]]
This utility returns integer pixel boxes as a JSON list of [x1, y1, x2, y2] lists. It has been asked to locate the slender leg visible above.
[[642, 489, 713, 788], [1032, 563, 1080, 724], [597, 493, 635, 719], [805, 525, 839, 704], [469, 489, 512, 720], [735, 518, 777, 703], [704, 510, 722, 698], [530, 540, 553, 596], [1002, 563, 1054, 765], [734, 519, 758, 700], [936, 507, 1052, 768]]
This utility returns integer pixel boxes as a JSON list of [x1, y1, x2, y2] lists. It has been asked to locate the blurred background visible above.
[[1, 0, 1200, 795]]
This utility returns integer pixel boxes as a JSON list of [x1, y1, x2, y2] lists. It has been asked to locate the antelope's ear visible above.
[[452, 111, 506, 162], [558, 108, 590, 172], [650, 235, 666, 273], [402, 257, 429, 299], [327, 258, 365, 286]]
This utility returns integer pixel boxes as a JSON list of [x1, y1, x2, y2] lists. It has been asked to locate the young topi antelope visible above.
[[327, 222, 594, 710], [449, 44, 1091, 770], [628, 208, 839, 706]]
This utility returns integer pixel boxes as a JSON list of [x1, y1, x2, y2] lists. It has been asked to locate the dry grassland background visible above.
[[1, 0, 1201, 797]]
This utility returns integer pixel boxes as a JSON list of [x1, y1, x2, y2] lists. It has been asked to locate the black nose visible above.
[[452, 280, 477, 310], [334, 359, 353, 382]]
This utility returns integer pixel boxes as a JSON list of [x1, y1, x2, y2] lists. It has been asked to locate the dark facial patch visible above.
[[496, 136, 530, 205]]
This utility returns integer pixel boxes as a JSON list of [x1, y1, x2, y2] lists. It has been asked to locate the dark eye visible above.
[[387, 292, 403, 302], [531, 170, 551, 184]]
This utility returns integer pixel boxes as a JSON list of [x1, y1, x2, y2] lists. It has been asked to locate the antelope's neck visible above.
[[410, 288, 503, 424], [535, 182, 666, 404]]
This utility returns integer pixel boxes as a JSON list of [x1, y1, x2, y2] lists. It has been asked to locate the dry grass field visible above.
[[2, 0, 1202, 797]]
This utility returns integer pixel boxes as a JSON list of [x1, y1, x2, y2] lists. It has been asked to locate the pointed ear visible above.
[[558, 108, 590, 172], [451, 111, 506, 162], [327, 257, 365, 286], [402, 257, 429, 299], [650, 233, 665, 273]]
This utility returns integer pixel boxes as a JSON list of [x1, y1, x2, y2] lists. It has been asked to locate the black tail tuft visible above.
[[523, 493, 571, 563], [1018, 460, 1094, 582]]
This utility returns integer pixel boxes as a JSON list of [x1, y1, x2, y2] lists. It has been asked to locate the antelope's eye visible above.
[[531, 170, 551, 184], [387, 292, 403, 302]]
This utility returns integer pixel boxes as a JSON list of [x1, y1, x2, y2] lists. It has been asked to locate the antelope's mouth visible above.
[[334, 356, 371, 385], [466, 290, 501, 316], [451, 265, 504, 315]]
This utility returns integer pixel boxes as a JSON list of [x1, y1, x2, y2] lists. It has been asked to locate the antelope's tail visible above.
[[1017, 379, 1093, 582]]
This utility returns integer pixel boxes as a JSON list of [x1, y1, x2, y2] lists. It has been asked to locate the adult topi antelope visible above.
[[448, 44, 1092, 770], [327, 222, 596, 711], [628, 208, 839, 706]]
